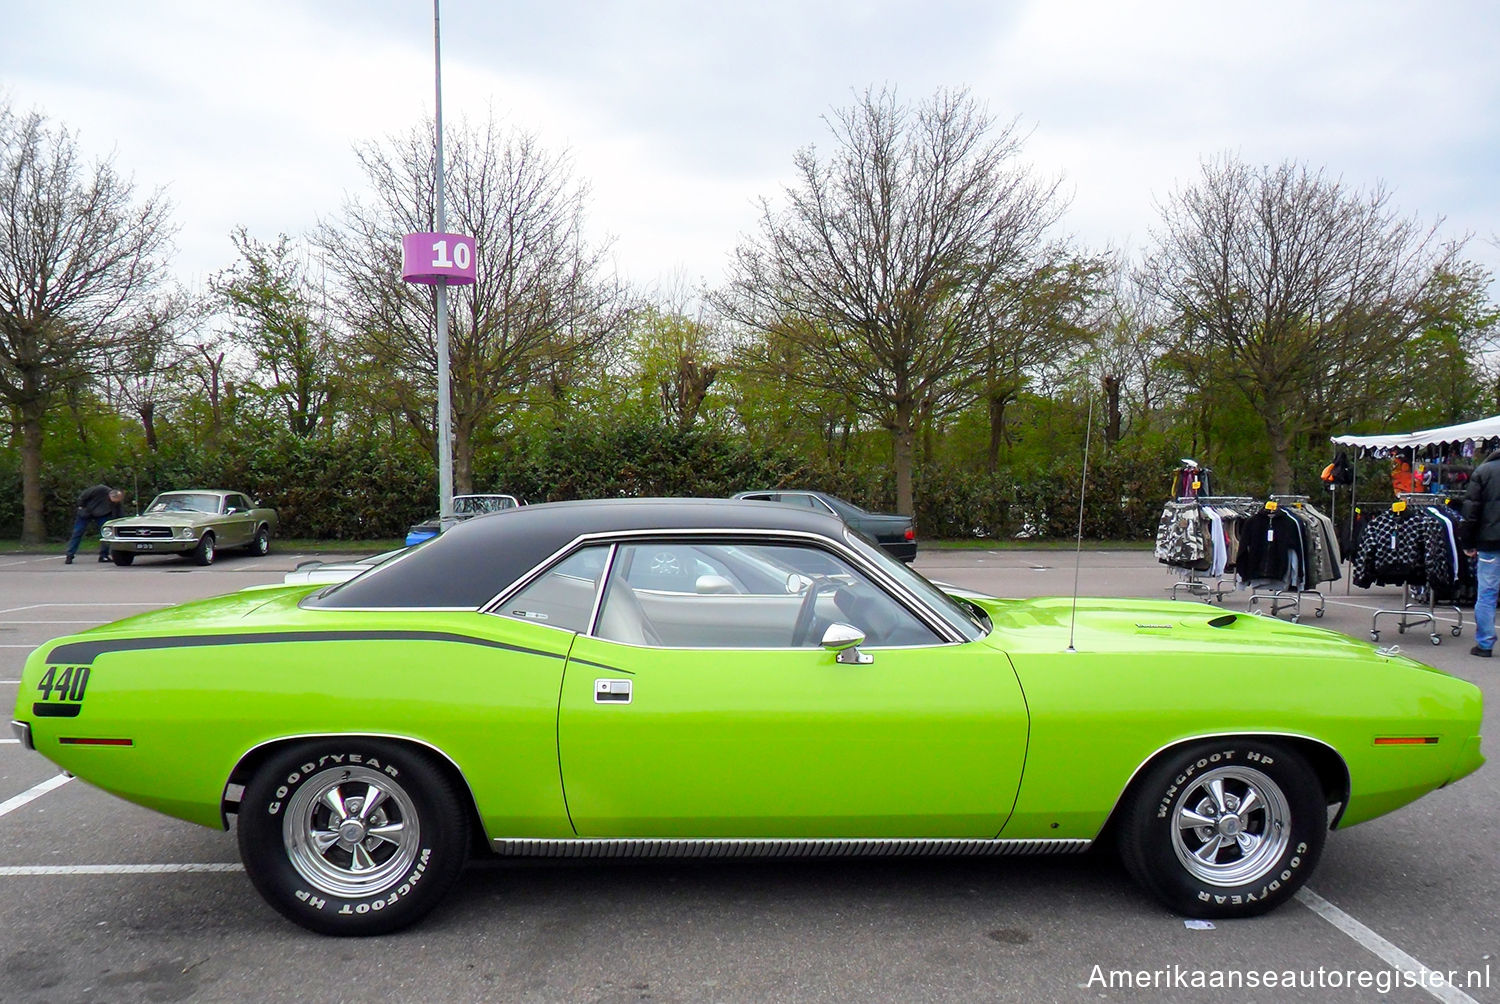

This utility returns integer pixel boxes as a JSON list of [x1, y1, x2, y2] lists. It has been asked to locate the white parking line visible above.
[[0, 603, 159, 615], [0, 863, 242, 876], [1299, 888, 1480, 1004], [0, 739, 19, 744], [0, 620, 110, 625], [0, 774, 71, 819]]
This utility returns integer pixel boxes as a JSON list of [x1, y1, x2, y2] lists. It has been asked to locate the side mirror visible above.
[[695, 574, 736, 594], [821, 623, 873, 665], [786, 572, 814, 595]]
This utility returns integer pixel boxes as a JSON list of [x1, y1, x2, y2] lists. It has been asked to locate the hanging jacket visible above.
[[1352, 509, 1427, 588], [1235, 508, 1300, 584]]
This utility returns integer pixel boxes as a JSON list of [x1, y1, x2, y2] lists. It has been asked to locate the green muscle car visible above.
[[11, 499, 1484, 936], [102, 490, 277, 566]]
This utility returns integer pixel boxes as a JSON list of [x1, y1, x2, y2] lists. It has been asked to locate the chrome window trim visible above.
[[480, 527, 964, 645], [585, 543, 620, 637], [489, 837, 1091, 858]]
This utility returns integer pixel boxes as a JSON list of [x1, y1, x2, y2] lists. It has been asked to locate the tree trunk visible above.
[[1264, 413, 1293, 495], [892, 398, 916, 516], [19, 401, 46, 544], [1102, 374, 1122, 445], [453, 417, 474, 496], [986, 392, 1007, 473], [140, 401, 158, 452]]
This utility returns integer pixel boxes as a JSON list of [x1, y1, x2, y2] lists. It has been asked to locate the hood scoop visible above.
[[1207, 614, 1238, 628]]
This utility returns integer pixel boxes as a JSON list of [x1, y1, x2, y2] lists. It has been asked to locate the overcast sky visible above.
[[4, 0, 1497, 298]]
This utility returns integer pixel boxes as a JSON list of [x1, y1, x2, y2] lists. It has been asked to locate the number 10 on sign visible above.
[[401, 231, 477, 286]]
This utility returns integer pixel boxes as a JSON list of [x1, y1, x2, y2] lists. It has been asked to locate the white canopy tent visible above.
[[1331, 414, 1500, 451]]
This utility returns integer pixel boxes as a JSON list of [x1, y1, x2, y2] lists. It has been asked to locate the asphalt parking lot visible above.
[[1, 546, 1495, 1003]]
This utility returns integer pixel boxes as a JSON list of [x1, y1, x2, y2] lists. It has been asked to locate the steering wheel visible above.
[[790, 576, 831, 647]]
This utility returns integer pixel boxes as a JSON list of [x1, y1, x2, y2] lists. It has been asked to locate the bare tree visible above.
[[316, 117, 628, 492], [109, 292, 188, 451], [1142, 155, 1465, 492], [212, 229, 339, 437], [1083, 268, 1177, 447], [975, 248, 1108, 467], [0, 101, 173, 541], [717, 87, 1064, 514]]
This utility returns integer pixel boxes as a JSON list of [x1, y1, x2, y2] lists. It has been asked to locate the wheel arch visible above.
[[221, 733, 489, 853], [1095, 732, 1351, 846]]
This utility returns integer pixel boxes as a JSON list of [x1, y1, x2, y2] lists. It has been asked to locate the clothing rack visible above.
[[1165, 496, 1255, 602], [1246, 496, 1329, 623], [1368, 494, 1465, 646]]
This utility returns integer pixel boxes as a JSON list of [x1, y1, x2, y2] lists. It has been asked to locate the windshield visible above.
[[146, 493, 220, 514], [842, 528, 988, 640]]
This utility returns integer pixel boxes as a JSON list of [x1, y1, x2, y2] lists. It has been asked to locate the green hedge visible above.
[[1, 419, 1175, 542]]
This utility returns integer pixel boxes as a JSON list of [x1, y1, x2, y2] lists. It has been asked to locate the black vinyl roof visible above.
[[308, 498, 846, 609]]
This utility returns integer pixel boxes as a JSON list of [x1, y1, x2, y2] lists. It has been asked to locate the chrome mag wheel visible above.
[[283, 766, 421, 898], [1170, 765, 1290, 886]]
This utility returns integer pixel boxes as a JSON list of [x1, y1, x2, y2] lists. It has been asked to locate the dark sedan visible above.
[[733, 490, 917, 562]]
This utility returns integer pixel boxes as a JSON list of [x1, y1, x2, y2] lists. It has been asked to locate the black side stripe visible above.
[[46, 631, 589, 668], [33, 703, 81, 718]]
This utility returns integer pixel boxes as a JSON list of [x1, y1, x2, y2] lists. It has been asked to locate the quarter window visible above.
[[495, 545, 610, 633]]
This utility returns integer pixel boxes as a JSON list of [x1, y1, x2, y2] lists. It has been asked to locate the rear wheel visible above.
[[192, 532, 215, 566], [237, 739, 470, 936], [109, 550, 135, 566], [249, 524, 271, 556], [1118, 740, 1326, 917]]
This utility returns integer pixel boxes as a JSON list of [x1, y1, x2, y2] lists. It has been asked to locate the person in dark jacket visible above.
[[64, 484, 125, 564], [1460, 448, 1500, 656]]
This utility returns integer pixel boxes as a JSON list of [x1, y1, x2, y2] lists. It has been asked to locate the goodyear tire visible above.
[[191, 532, 215, 566], [250, 525, 271, 556], [1118, 740, 1326, 918], [110, 550, 135, 566], [237, 740, 469, 936]]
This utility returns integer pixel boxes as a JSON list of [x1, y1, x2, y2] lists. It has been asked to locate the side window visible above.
[[495, 545, 610, 633], [593, 541, 940, 649]]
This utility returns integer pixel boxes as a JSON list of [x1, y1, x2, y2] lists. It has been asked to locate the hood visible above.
[[110, 512, 212, 527], [974, 595, 1399, 663]]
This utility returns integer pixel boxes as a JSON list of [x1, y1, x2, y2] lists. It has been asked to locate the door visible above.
[[555, 539, 1028, 839], [220, 493, 255, 546]]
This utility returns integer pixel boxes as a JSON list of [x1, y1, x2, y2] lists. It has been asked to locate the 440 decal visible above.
[[33, 665, 91, 717]]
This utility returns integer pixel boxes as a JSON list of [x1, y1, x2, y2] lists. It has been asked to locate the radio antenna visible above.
[[1066, 395, 1094, 653]]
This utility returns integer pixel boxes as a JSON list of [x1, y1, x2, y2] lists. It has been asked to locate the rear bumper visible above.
[[881, 540, 918, 563]]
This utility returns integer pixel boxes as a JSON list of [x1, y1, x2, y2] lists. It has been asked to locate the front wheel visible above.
[[192, 532, 215, 566], [109, 550, 135, 566], [1118, 740, 1326, 918], [237, 739, 470, 935]]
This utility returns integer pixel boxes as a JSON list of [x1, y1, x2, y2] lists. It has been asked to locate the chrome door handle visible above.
[[595, 679, 632, 704]]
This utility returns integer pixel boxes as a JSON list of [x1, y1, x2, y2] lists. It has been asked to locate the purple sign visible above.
[[401, 232, 477, 285]]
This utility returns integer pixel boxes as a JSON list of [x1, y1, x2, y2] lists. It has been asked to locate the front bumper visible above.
[[107, 539, 196, 554], [11, 720, 33, 750]]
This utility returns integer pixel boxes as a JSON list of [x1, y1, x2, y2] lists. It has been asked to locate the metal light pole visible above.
[[432, 0, 454, 526], [402, 3, 475, 524]]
